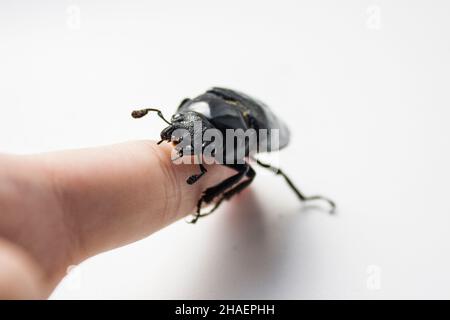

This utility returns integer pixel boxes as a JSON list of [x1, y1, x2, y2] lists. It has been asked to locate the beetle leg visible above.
[[186, 197, 205, 224], [186, 163, 207, 185], [201, 163, 248, 204], [221, 165, 255, 201], [254, 159, 336, 213], [196, 165, 256, 219], [188, 163, 248, 223]]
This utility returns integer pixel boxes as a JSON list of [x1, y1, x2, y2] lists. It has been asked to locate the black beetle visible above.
[[132, 87, 335, 223]]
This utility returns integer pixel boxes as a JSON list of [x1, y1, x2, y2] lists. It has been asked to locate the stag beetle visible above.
[[132, 87, 335, 223]]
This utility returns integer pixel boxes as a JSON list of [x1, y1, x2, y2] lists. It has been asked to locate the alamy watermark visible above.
[[366, 264, 382, 290], [366, 5, 382, 30], [66, 4, 81, 30], [162, 120, 281, 166]]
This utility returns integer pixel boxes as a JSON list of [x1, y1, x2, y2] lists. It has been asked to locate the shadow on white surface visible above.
[[176, 189, 331, 299]]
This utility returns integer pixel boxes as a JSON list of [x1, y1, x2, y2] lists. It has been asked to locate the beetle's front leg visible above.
[[201, 163, 248, 204], [194, 165, 256, 220], [188, 163, 248, 223], [186, 163, 207, 185]]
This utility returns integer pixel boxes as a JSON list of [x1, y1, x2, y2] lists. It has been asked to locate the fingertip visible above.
[[142, 141, 232, 221]]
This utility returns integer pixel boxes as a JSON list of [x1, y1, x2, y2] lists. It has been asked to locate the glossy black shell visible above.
[[177, 87, 290, 152]]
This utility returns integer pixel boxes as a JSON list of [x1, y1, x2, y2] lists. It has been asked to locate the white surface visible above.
[[1, 0, 450, 299]]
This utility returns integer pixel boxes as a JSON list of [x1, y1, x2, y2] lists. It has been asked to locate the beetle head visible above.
[[159, 111, 216, 160]]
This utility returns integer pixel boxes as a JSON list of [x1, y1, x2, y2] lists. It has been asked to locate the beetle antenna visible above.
[[131, 108, 172, 125]]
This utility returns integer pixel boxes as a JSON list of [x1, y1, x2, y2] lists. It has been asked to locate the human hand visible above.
[[0, 141, 230, 299]]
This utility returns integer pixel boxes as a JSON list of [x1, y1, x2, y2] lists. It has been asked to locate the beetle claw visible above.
[[187, 175, 197, 185]]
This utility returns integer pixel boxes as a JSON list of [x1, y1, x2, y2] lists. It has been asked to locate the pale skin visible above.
[[0, 141, 231, 299]]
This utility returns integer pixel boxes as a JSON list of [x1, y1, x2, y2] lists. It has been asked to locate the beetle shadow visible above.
[[183, 189, 323, 299]]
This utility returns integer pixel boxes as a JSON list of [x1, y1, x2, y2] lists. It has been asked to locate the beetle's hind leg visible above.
[[255, 158, 336, 213]]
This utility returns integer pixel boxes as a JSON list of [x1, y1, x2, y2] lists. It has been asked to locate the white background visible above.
[[1, 0, 449, 299]]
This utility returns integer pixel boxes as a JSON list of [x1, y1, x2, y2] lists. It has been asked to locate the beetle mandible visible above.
[[132, 87, 335, 223]]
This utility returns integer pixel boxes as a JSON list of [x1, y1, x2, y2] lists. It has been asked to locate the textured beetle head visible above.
[[159, 111, 216, 160]]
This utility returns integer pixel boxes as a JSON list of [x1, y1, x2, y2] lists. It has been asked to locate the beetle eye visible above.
[[171, 113, 183, 122]]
